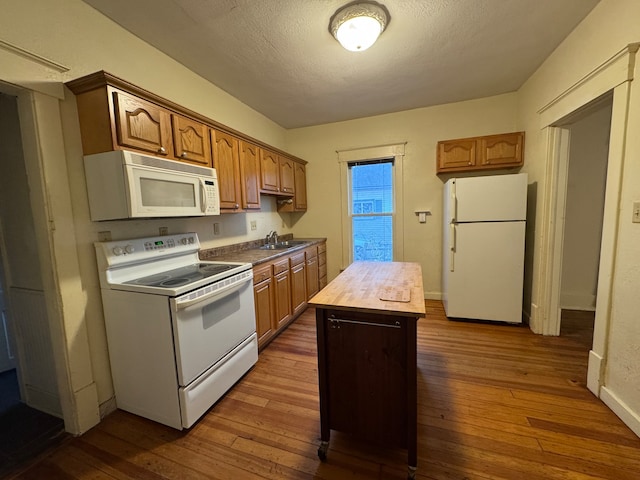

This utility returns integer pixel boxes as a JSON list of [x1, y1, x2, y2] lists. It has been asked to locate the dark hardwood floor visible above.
[[7, 301, 640, 479]]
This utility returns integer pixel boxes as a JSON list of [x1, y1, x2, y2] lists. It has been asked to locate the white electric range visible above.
[[95, 233, 257, 429]]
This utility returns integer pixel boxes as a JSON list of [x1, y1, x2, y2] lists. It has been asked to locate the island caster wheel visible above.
[[407, 465, 417, 479], [317, 441, 329, 461]]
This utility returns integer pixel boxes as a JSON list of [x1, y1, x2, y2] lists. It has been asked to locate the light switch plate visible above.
[[633, 202, 640, 223]]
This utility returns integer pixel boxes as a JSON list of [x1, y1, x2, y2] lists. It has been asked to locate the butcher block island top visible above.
[[309, 261, 426, 318]]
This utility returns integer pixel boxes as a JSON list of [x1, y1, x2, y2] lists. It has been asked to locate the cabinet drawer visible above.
[[273, 258, 289, 275], [319, 252, 326, 267], [318, 242, 327, 255], [290, 252, 306, 267], [305, 246, 318, 259], [253, 264, 272, 284]]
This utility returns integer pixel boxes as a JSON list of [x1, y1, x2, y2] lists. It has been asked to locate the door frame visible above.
[[535, 44, 637, 395]]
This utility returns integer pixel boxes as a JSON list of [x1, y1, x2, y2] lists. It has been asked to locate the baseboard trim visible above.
[[425, 292, 441, 301], [600, 386, 640, 438]]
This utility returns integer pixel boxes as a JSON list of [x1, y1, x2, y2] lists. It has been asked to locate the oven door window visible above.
[[170, 278, 255, 386]]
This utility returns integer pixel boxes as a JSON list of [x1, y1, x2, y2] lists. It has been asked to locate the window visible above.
[[349, 160, 394, 261], [338, 143, 405, 268]]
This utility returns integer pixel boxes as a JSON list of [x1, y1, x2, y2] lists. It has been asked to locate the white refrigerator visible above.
[[442, 173, 527, 323]]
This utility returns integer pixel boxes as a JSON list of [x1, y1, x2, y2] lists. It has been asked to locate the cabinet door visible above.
[[293, 162, 307, 211], [478, 132, 524, 168], [254, 278, 275, 347], [211, 130, 243, 211], [306, 252, 319, 300], [171, 115, 212, 166], [322, 310, 408, 447], [437, 138, 477, 172], [290, 262, 307, 316], [260, 149, 280, 193], [239, 141, 261, 209], [274, 270, 292, 329], [112, 90, 173, 156], [279, 156, 295, 195]]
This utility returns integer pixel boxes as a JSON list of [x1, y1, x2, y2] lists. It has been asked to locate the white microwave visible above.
[[84, 150, 220, 221]]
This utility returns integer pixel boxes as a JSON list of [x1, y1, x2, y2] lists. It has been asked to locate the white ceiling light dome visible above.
[[330, 2, 390, 52]]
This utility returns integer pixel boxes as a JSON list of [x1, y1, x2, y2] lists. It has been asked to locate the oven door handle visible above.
[[174, 278, 249, 310]]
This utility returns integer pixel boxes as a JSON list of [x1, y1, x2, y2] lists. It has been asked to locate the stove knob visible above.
[[188, 237, 194, 244], [181, 238, 189, 245], [125, 245, 135, 254], [112, 246, 124, 256]]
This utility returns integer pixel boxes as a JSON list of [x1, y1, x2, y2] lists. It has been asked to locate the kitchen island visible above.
[[309, 261, 426, 479]]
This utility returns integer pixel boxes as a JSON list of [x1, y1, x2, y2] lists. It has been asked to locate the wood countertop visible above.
[[309, 261, 426, 318]]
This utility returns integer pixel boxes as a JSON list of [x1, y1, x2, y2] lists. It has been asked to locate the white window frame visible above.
[[338, 143, 405, 269]]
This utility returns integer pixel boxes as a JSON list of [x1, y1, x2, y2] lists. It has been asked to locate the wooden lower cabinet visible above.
[[253, 241, 326, 350], [253, 264, 275, 345], [273, 259, 292, 329]]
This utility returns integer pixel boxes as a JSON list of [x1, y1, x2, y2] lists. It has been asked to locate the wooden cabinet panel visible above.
[[112, 90, 173, 156], [279, 156, 295, 195], [172, 115, 211, 166], [274, 269, 292, 330], [437, 131, 524, 173], [254, 277, 275, 345], [437, 138, 477, 171], [478, 132, 524, 168], [211, 130, 242, 211], [306, 253, 319, 300], [278, 161, 307, 213], [239, 141, 261, 210], [260, 149, 280, 193], [291, 262, 307, 316]]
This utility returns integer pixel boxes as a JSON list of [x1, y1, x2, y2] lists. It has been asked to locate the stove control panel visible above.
[[96, 233, 200, 267]]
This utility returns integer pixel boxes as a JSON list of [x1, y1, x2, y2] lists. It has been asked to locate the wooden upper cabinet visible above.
[[478, 132, 524, 168], [278, 161, 307, 213], [239, 141, 261, 210], [112, 90, 173, 156], [260, 149, 280, 193], [172, 115, 211, 167], [437, 132, 524, 173], [278, 156, 295, 195], [211, 129, 243, 212]]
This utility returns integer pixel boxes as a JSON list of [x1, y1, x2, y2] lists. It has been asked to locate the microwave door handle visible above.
[[174, 277, 250, 311], [199, 178, 208, 213]]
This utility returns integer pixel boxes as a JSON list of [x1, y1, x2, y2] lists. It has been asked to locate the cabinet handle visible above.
[[328, 316, 401, 329], [467, 161, 471, 165], [181, 152, 188, 158], [158, 147, 166, 154], [234, 203, 239, 209]]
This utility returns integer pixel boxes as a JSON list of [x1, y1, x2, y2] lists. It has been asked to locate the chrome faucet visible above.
[[266, 230, 278, 245]]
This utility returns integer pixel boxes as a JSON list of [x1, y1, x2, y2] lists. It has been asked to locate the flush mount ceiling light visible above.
[[329, 2, 389, 52]]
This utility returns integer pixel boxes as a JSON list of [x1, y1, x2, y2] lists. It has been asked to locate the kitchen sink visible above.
[[258, 240, 308, 250]]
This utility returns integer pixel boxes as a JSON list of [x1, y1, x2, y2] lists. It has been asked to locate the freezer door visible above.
[[445, 221, 525, 323], [455, 173, 527, 222]]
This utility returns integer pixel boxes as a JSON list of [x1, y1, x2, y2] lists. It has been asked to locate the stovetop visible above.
[[123, 263, 237, 288]]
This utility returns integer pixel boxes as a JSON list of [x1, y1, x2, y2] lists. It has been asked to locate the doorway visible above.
[[556, 98, 613, 340]]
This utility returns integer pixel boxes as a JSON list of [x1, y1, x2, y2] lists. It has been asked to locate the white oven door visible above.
[[170, 273, 256, 386]]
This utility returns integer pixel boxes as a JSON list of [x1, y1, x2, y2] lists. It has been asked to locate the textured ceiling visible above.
[[82, 0, 600, 129]]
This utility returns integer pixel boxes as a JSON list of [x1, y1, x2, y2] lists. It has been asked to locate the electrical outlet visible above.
[[250, 220, 257, 231], [159, 227, 169, 236], [98, 231, 112, 242], [213, 223, 221, 236], [633, 201, 640, 223]]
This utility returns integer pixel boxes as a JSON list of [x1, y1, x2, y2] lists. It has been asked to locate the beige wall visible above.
[[286, 94, 519, 296]]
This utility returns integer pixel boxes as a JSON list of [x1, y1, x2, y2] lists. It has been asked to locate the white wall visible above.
[[517, 0, 640, 433], [560, 103, 612, 311], [286, 94, 519, 297]]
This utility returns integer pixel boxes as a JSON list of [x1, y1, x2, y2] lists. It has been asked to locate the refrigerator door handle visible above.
[[449, 223, 456, 272], [450, 182, 457, 223]]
